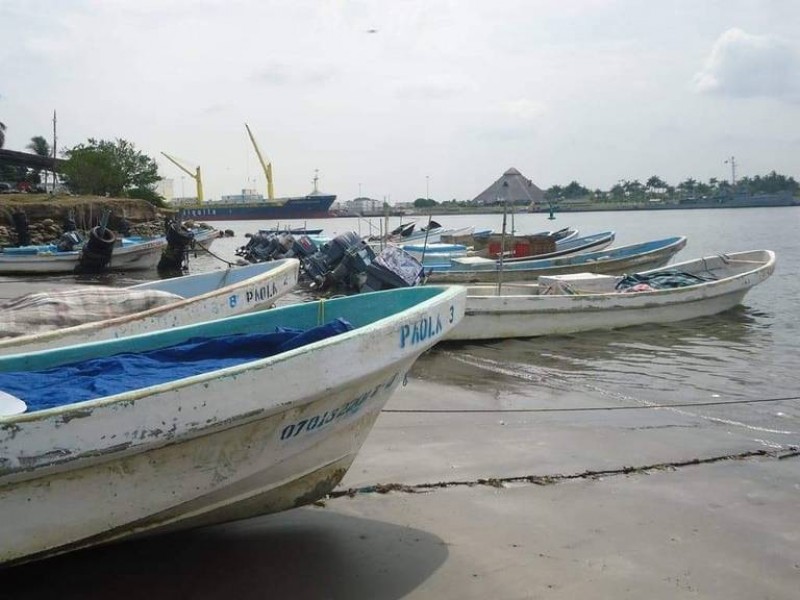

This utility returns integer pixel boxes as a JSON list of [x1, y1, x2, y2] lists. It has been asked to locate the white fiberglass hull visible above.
[[446, 250, 775, 340]]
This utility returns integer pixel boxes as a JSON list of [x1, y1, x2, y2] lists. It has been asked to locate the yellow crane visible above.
[[160, 152, 204, 204], [245, 123, 275, 201]]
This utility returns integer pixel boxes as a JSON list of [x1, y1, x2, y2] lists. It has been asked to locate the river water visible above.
[[1, 206, 798, 447], [194, 207, 800, 449]]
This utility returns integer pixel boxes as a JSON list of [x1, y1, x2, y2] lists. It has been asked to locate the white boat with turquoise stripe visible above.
[[0, 259, 300, 355], [0, 285, 466, 566]]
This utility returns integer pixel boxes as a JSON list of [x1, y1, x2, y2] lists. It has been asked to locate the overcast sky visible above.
[[2, 0, 798, 203]]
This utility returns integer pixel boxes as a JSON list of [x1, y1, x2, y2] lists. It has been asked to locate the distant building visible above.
[[473, 167, 545, 207], [155, 178, 174, 201], [345, 196, 383, 215], [220, 189, 264, 203]]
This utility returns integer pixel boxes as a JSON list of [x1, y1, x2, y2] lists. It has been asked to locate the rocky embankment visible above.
[[0, 194, 174, 246]]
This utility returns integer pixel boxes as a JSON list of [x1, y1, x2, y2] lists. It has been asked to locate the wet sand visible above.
[[4, 364, 798, 599]]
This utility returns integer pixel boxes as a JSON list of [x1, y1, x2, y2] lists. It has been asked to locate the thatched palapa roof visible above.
[[473, 167, 544, 205]]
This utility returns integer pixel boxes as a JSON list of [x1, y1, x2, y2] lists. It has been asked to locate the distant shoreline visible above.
[[348, 198, 800, 219]]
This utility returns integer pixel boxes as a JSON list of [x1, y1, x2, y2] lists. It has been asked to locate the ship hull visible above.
[[179, 195, 336, 222]]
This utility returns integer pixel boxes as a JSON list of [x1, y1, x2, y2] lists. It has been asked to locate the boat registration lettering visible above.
[[280, 372, 400, 441], [245, 281, 279, 304], [400, 313, 445, 348]]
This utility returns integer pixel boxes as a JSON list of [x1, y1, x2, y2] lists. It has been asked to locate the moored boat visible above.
[[0, 259, 300, 354], [0, 234, 168, 274], [425, 236, 688, 283], [446, 250, 775, 340], [0, 285, 466, 566]]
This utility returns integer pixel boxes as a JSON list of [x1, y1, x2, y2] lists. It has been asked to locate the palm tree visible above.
[[0, 121, 6, 148], [26, 135, 52, 189]]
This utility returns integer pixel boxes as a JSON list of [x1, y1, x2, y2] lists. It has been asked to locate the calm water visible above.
[[191, 207, 800, 447], [2, 207, 798, 444]]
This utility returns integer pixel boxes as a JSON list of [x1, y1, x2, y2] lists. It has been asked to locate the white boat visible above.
[[446, 250, 775, 340], [0, 285, 467, 566], [0, 259, 300, 354], [401, 242, 469, 266], [0, 235, 169, 274], [426, 236, 688, 283], [0, 226, 220, 275]]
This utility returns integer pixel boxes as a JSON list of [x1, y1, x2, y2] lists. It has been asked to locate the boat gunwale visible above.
[[463, 250, 776, 300], [0, 286, 465, 424], [0, 259, 300, 353]]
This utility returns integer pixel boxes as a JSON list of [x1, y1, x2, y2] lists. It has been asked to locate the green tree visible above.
[[26, 135, 52, 187], [544, 185, 563, 201], [562, 181, 590, 199], [0, 121, 6, 148], [61, 138, 161, 203], [413, 197, 437, 208]]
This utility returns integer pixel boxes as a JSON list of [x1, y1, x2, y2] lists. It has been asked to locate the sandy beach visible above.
[[4, 364, 798, 599]]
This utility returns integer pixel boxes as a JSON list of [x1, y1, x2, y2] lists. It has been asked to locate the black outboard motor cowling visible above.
[[362, 245, 424, 292], [300, 231, 372, 290], [57, 230, 84, 252]]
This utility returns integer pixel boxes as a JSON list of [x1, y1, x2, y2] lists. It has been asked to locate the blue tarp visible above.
[[0, 319, 354, 412]]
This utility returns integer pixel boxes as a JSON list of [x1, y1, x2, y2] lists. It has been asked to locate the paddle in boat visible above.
[[425, 236, 688, 283], [0, 258, 300, 355], [0, 285, 467, 566], [445, 250, 775, 340]]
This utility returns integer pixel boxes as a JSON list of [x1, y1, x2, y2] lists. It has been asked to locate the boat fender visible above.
[[76, 226, 116, 273]]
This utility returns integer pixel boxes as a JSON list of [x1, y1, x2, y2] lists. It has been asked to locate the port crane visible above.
[[244, 123, 275, 201], [160, 152, 204, 204]]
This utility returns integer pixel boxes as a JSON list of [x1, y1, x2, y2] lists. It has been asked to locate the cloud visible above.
[[693, 28, 800, 101]]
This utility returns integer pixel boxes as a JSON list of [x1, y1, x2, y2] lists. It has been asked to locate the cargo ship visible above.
[[179, 182, 336, 222], [177, 124, 336, 222]]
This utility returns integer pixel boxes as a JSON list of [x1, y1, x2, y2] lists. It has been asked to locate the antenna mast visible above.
[[52, 110, 57, 192], [725, 156, 737, 186]]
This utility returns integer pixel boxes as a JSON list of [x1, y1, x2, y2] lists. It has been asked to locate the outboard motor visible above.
[[75, 225, 116, 273], [300, 232, 375, 291], [56, 230, 84, 252], [158, 219, 196, 272], [236, 231, 295, 263], [11, 210, 31, 247], [287, 235, 318, 260], [362, 245, 424, 292]]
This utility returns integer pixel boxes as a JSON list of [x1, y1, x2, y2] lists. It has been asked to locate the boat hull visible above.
[[179, 195, 336, 222], [0, 259, 300, 355], [0, 238, 168, 274], [0, 286, 467, 566], [0, 360, 410, 566], [446, 250, 775, 340], [427, 237, 687, 284]]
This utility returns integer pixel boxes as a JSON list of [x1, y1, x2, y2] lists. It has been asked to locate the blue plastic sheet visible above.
[[0, 319, 353, 411]]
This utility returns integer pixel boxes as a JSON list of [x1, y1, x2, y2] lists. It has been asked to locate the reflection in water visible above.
[[420, 305, 798, 407]]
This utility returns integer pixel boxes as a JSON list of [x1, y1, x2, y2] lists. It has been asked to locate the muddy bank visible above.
[[0, 194, 173, 245]]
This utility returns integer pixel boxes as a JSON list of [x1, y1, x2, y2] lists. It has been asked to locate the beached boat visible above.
[[0, 285, 466, 566], [425, 236, 688, 283], [446, 250, 774, 340], [0, 259, 300, 354]]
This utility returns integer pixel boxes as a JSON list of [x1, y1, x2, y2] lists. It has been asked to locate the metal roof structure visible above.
[[473, 167, 544, 205], [0, 149, 64, 171]]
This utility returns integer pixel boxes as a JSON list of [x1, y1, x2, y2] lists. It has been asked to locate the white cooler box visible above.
[[539, 272, 622, 295]]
